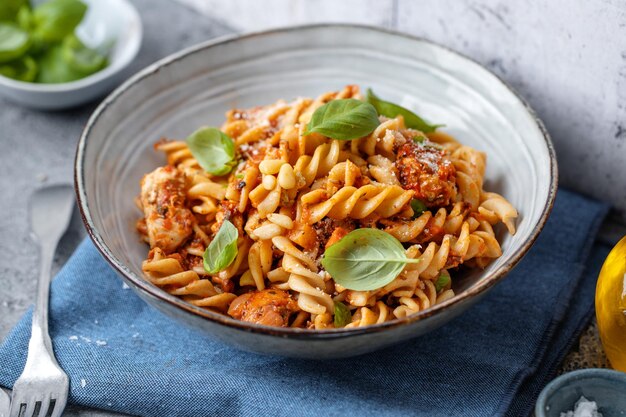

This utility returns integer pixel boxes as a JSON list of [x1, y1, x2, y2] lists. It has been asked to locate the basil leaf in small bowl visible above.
[[0, 55, 37, 82], [0, 0, 28, 21], [62, 34, 107, 74], [367, 88, 442, 133], [186, 127, 236, 176], [304, 98, 380, 140], [0, 23, 31, 64], [321, 228, 419, 291], [203, 220, 239, 274], [36, 43, 85, 83], [32, 0, 87, 43]]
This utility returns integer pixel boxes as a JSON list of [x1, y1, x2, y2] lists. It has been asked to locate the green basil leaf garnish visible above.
[[434, 270, 451, 292], [0, 23, 30, 64], [203, 220, 239, 274], [304, 98, 380, 140], [321, 228, 419, 291], [32, 0, 87, 43], [186, 127, 236, 176], [410, 199, 428, 217], [333, 301, 352, 328], [366, 88, 442, 133]]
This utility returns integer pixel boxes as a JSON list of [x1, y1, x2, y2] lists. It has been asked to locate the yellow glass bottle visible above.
[[595, 235, 626, 371]]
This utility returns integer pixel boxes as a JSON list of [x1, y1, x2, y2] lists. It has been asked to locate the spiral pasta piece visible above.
[[302, 184, 414, 223], [393, 279, 438, 318], [273, 236, 334, 315], [293, 140, 345, 188], [345, 301, 392, 327], [154, 140, 198, 171], [367, 155, 400, 185], [142, 248, 236, 311], [479, 191, 519, 234], [352, 116, 404, 158], [187, 173, 226, 218]]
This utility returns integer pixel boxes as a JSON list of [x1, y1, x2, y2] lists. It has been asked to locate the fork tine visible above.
[[44, 399, 56, 417], [8, 400, 23, 417], [32, 401, 42, 417], [49, 398, 64, 417], [37, 396, 50, 417], [22, 401, 35, 417], [9, 400, 20, 417]]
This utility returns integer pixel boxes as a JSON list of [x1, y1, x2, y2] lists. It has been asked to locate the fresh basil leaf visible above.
[[16, 6, 33, 31], [321, 228, 419, 291], [62, 34, 107, 75], [0, 55, 37, 82], [36, 43, 85, 83], [434, 270, 451, 292], [333, 301, 352, 328], [32, 0, 87, 43], [366, 88, 442, 133], [0, 0, 28, 21], [304, 98, 380, 140], [410, 199, 428, 217], [203, 220, 239, 274], [0, 23, 30, 64], [186, 127, 236, 176]]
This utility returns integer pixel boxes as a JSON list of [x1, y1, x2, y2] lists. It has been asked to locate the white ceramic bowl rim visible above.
[[0, 0, 142, 93], [75, 24, 558, 338]]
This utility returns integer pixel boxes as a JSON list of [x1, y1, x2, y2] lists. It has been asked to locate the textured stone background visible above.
[[0, 0, 623, 416], [180, 0, 626, 222]]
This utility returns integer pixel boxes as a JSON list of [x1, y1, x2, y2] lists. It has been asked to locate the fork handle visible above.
[[31, 239, 56, 354]]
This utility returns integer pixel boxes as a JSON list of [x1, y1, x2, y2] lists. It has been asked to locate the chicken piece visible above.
[[396, 141, 456, 207], [140, 166, 194, 253], [228, 289, 298, 327]]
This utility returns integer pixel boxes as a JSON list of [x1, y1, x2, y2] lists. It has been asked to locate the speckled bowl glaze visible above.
[[75, 24, 557, 359], [536, 369, 626, 417], [0, 0, 142, 110]]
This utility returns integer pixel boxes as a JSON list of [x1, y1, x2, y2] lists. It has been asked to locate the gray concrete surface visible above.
[[0, 1, 231, 415]]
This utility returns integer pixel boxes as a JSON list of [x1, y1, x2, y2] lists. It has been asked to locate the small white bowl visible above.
[[0, 0, 142, 110]]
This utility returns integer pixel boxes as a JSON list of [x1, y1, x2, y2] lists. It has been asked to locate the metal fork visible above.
[[0, 388, 10, 417], [10, 185, 75, 417]]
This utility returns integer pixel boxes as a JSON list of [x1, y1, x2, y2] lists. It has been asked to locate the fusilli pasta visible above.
[[136, 85, 518, 329]]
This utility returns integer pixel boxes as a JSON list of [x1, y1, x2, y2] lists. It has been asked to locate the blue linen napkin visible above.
[[0, 189, 610, 417]]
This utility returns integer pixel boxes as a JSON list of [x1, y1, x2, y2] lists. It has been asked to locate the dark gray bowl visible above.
[[536, 369, 626, 417], [75, 24, 557, 358]]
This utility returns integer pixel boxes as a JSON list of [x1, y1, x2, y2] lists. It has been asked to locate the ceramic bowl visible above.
[[0, 0, 142, 110], [75, 24, 557, 359], [536, 369, 626, 417]]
